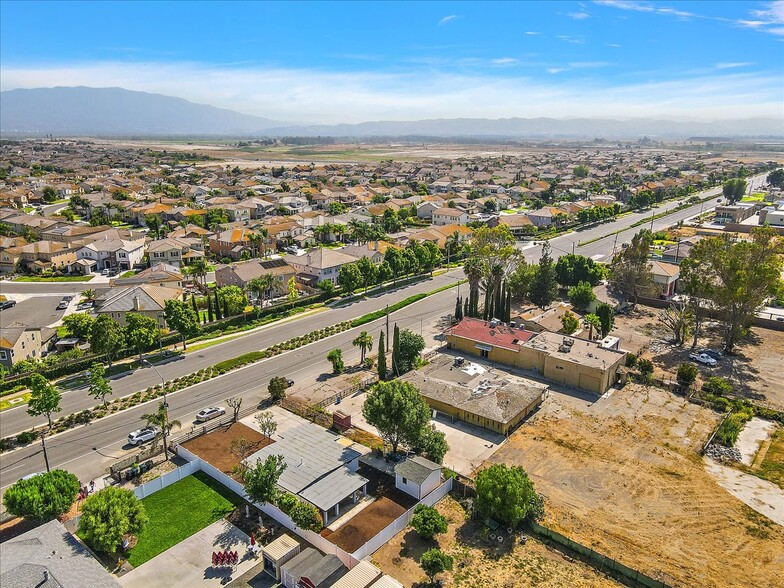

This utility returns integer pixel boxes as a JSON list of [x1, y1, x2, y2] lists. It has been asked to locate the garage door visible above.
[[579, 373, 601, 393]]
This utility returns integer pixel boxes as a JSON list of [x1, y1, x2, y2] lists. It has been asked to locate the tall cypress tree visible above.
[[377, 331, 387, 381], [463, 297, 470, 319], [392, 324, 400, 377], [207, 299, 214, 322], [454, 296, 463, 321], [214, 289, 222, 319], [222, 297, 229, 318]]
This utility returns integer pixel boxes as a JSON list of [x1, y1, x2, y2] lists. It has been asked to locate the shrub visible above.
[[411, 504, 448, 539], [277, 492, 298, 515], [625, 353, 638, 368], [290, 499, 323, 531], [3, 469, 80, 520], [702, 376, 733, 396], [676, 362, 698, 387], [16, 430, 38, 445]]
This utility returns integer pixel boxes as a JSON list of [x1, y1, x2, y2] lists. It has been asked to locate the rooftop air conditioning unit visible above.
[[563, 338, 574, 346], [509, 321, 517, 328], [489, 318, 499, 328]]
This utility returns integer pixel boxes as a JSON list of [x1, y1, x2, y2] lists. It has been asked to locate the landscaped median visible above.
[[1, 277, 464, 450]]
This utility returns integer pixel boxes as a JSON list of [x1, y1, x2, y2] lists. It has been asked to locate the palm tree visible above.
[[187, 257, 209, 286], [585, 313, 601, 340], [463, 256, 485, 318], [81, 288, 96, 302], [332, 223, 347, 243], [248, 228, 269, 258], [352, 331, 373, 363], [248, 274, 275, 307], [142, 402, 181, 461]]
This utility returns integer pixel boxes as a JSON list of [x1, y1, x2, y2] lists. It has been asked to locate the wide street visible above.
[[0, 173, 768, 490]]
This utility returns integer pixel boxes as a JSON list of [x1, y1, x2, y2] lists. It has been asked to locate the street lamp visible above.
[[142, 359, 170, 461]]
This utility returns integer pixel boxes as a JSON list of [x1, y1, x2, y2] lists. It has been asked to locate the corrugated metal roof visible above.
[[368, 575, 405, 588]]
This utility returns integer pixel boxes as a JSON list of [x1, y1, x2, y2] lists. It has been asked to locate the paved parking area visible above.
[[119, 519, 258, 588]]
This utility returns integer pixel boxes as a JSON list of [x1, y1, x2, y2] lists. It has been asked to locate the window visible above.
[[119, 252, 126, 258], [401, 477, 407, 484], [480, 349, 489, 358], [0, 350, 7, 360]]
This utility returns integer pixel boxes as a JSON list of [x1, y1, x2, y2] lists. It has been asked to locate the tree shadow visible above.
[[397, 528, 433, 562]]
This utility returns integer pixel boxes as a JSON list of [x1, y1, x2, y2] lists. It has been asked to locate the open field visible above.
[[614, 307, 784, 411], [373, 495, 621, 588], [483, 384, 784, 588], [127, 471, 243, 567]]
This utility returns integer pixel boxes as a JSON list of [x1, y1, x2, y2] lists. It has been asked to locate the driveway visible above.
[[119, 519, 258, 588]]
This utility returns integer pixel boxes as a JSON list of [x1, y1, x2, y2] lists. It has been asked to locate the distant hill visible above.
[[0, 87, 282, 135], [263, 116, 784, 139], [1, 86, 781, 138]]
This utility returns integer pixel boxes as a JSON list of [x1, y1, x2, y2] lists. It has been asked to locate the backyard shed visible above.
[[369, 575, 405, 588], [330, 560, 382, 588], [299, 553, 347, 588], [261, 533, 300, 581], [394, 455, 442, 499], [281, 548, 322, 588]]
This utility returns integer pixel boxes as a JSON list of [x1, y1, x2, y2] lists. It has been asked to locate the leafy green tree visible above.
[[89, 315, 125, 368], [3, 469, 79, 520], [352, 331, 373, 363], [62, 313, 95, 339], [702, 376, 733, 396], [355, 256, 378, 292], [88, 362, 113, 406], [685, 227, 783, 353], [125, 313, 159, 360], [78, 487, 148, 554], [362, 380, 431, 455], [377, 331, 387, 380], [164, 299, 200, 350], [42, 186, 58, 203], [610, 229, 654, 305], [338, 262, 362, 294], [397, 329, 425, 373], [561, 311, 579, 335], [507, 259, 535, 301], [530, 242, 558, 309], [243, 454, 286, 505], [392, 324, 401, 376], [555, 254, 604, 288], [317, 279, 336, 295], [384, 248, 405, 284], [676, 363, 698, 388], [287, 276, 298, 301], [411, 504, 448, 539], [290, 500, 323, 531], [268, 377, 288, 403], [204, 208, 229, 230], [218, 285, 248, 316], [28, 374, 61, 430], [637, 358, 654, 383], [767, 168, 784, 188], [255, 411, 277, 440], [573, 164, 590, 178], [596, 303, 615, 338], [327, 348, 344, 374], [474, 464, 538, 527], [248, 275, 275, 308], [412, 424, 449, 464], [420, 548, 453, 583], [377, 261, 393, 286], [722, 178, 746, 204], [568, 281, 596, 311], [382, 209, 402, 233]]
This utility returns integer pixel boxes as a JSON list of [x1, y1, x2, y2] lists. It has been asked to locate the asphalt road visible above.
[[0, 295, 69, 328], [0, 173, 769, 488], [0, 283, 458, 492]]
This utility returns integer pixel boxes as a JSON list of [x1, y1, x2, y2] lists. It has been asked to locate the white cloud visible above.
[[744, 1, 784, 35], [593, 1, 653, 12], [568, 61, 612, 68], [525, 31, 541, 35], [491, 57, 518, 65], [715, 62, 754, 69], [568, 11, 591, 19], [2, 61, 781, 123], [438, 14, 458, 25], [557, 35, 586, 44], [606, 43, 622, 47]]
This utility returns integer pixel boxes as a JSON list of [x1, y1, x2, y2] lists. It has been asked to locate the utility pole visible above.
[[572, 241, 576, 255], [385, 305, 390, 352]]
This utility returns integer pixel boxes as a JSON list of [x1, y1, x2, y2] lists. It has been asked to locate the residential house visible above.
[[432, 207, 469, 226], [2, 240, 77, 274], [111, 263, 184, 289], [94, 284, 182, 327], [145, 237, 199, 268], [0, 322, 45, 368], [276, 196, 311, 215], [487, 214, 535, 237], [216, 258, 296, 297], [76, 237, 145, 271], [416, 201, 440, 220], [283, 248, 358, 286], [208, 228, 255, 260], [648, 260, 680, 298]]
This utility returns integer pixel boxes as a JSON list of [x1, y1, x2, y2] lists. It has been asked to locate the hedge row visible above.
[[350, 293, 426, 328]]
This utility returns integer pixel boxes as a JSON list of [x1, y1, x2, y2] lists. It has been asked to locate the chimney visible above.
[[133, 296, 140, 311]]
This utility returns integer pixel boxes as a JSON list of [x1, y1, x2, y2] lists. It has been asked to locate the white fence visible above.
[[132, 460, 200, 499], [351, 477, 453, 561]]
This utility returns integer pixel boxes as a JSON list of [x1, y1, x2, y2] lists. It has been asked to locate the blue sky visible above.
[[1, 1, 782, 123]]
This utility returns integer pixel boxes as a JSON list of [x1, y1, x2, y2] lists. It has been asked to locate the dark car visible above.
[[286, 378, 294, 387], [0, 299, 17, 310]]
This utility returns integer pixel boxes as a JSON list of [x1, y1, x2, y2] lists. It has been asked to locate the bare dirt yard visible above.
[[483, 383, 784, 588], [181, 422, 270, 475], [614, 307, 784, 411], [373, 494, 621, 588]]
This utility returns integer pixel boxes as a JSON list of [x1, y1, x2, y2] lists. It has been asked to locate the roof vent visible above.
[[562, 338, 574, 347]]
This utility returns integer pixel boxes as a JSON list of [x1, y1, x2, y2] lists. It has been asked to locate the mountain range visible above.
[[1, 86, 781, 139]]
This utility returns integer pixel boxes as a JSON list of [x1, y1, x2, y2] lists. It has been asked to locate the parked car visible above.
[[195, 406, 226, 422], [286, 378, 294, 387], [56, 300, 69, 310], [0, 299, 17, 310], [76, 302, 93, 311], [689, 353, 717, 367], [698, 349, 723, 361], [127, 426, 160, 446]]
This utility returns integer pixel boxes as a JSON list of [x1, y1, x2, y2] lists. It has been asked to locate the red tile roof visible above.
[[447, 317, 535, 351]]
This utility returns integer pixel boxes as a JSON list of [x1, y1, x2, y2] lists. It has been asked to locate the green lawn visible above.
[[0, 392, 31, 411], [741, 193, 767, 202], [128, 471, 242, 567], [14, 275, 93, 282], [120, 270, 137, 278], [755, 428, 784, 490]]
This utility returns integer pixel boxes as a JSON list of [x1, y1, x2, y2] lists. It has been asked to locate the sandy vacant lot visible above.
[[614, 307, 784, 411], [373, 495, 621, 588], [182, 422, 270, 475], [483, 384, 784, 588]]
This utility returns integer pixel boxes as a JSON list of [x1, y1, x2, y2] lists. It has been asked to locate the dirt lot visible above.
[[322, 465, 415, 553], [373, 495, 621, 588], [483, 384, 784, 588], [614, 307, 784, 411], [182, 422, 270, 475]]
